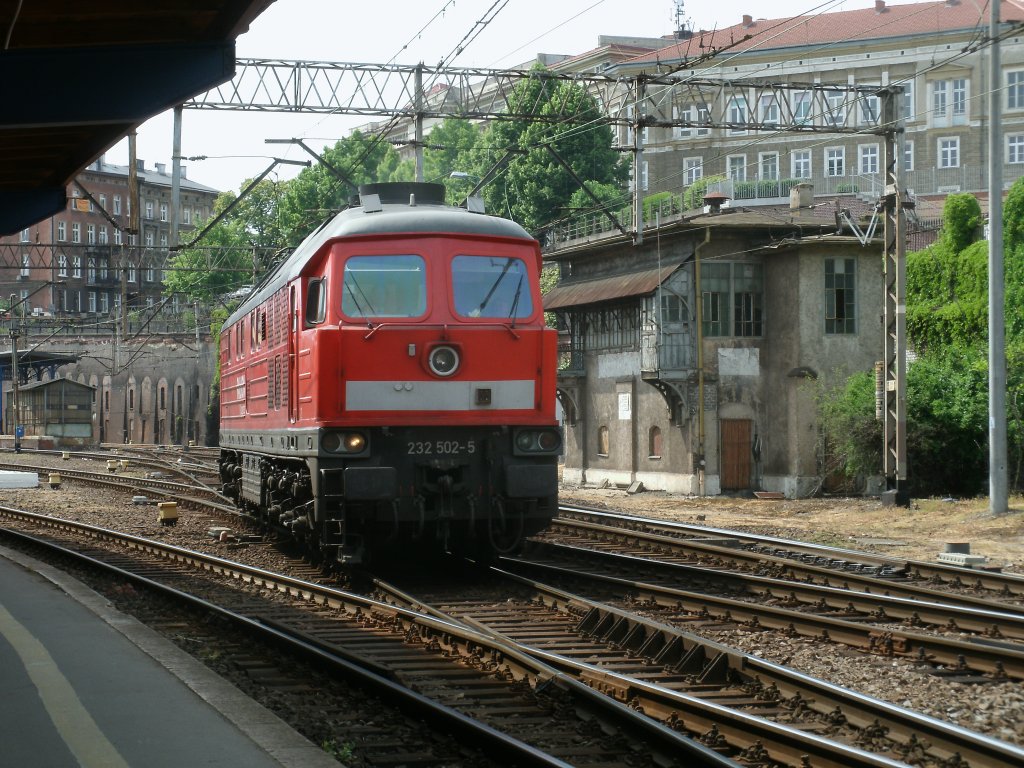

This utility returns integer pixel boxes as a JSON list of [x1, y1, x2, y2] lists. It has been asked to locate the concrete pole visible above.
[[171, 106, 182, 248], [989, 0, 1009, 513]]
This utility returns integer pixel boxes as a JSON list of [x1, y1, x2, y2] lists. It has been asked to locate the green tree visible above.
[[471, 67, 626, 233]]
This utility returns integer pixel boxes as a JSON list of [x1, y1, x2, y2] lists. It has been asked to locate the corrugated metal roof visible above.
[[543, 264, 681, 310]]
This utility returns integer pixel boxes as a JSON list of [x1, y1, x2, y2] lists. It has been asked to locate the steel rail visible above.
[[550, 513, 1024, 613], [558, 505, 1024, 597], [0, 506, 737, 768], [374, 571, 1024, 768], [505, 545, 1024, 681]]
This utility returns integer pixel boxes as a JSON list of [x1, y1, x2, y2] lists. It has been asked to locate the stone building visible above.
[[545, 199, 882, 497]]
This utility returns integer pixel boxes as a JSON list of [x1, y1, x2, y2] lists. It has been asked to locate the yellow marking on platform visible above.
[[0, 602, 130, 768]]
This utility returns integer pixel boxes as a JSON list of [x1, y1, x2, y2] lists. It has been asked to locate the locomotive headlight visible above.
[[321, 431, 368, 454], [428, 345, 460, 377], [516, 432, 534, 451]]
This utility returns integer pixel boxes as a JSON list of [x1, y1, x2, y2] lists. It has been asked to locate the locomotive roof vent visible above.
[[358, 182, 447, 207]]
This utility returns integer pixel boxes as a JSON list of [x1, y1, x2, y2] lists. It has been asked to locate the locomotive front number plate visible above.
[[407, 440, 477, 456]]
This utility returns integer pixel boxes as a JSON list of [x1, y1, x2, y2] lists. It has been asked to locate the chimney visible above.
[[136, 159, 145, 172], [155, 162, 166, 175], [875, 0, 887, 12], [742, 14, 754, 28], [180, 165, 187, 179], [703, 191, 730, 214], [790, 183, 814, 211]]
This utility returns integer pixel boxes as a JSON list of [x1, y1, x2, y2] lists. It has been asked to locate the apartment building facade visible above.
[[0, 157, 218, 318]]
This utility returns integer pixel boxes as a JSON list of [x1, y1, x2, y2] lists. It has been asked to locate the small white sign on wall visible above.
[[618, 392, 632, 420]]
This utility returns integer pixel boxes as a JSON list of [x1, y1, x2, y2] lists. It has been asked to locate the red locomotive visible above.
[[218, 182, 560, 564]]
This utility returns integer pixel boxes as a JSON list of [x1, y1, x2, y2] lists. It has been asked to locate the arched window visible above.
[[597, 426, 610, 457], [648, 426, 662, 459]]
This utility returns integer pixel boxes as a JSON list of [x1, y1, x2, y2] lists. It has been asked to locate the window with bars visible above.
[[825, 258, 856, 334]]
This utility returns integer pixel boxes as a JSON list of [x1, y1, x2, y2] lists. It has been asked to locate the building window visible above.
[[99, 194, 107, 211], [160, 203, 168, 222], [87, 258, 96, 283], [695, 105, 710, 136], [100, 293, 109, 313], [160, 233, 168, 247], [859, 144, 879, 174], [759, 94, 779, 126], [825, 147, 845, 177], [183, 207, 192, 225], [57, 221, 66, 241], [933, 80, 948, 120], [825, 91, 846, 127], [128, 265, 136, 283], [1009, 134, 1024, 164], [791, 149, 811, 179], [114, 228, 122, 245], [684, 158, 703, 185], [793, 90, 812, 124], [938, 137, 960, 168], [648, 426, 662, 459], [597, 426, 610, 457], [145, 200, 154, 219], [759, 152, 778, 181], [71, 222, 80, 243], [1010, 71, 1024, 109], [727, 155, 746, 181], [903, 140, 915, 172], [825, 257, 856, 334], [20, 253, 30, 277], [20, 227, 30, 242], [859, 92, 879, 124], [87, 224, 96, 244], [113, 195, 122, 215], [88, 291, 97, 313], [672, 105, 691, 138], [58, 253, 68, 277], [73, 256, 81, 278], [145, 231, 154, 247], [728, 97, 747, 134], [902, 81, 914, 120], [701, 262, 763, 338], [98, 226, 108, 245], [99, 259, 108, 279], [129, 389, 134, 411]]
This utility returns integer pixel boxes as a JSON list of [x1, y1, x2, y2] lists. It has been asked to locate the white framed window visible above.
[[113, 195, 122, 215], [938, 136, 960, 168], [20, 288, 28, 301], [160, 233, 168, 247], [57, 221, 66, 241], [793, 90, 812, 124], [826, 146, 845, 177], [728, 96, 747, 135], [146, 266, 155, 282], [72, 222, 81, 243], [88, 291, 97, 312], [859, 144, 879, 174], [99, 194, 106, 211], [87, 258, 96, 283], [1008, 134, 1024, 164], [933, 80, 948, 120], [159, 203, 168, 222], [87, 224, 96, 244], [952, 78, 967, 122], [99, 259, 108, 279], [145, 231, 154, 247], [903, 140, 915, 172], [146, 297, 154, 308], [727, 155, 747, 181], [902, 81, 914, 121], [101, 292, 109, 313], [20, 227, 30, 242], [791, 149, 811, 179], [183, 207, 192, 225], [759, 152, 779, 181], [128, 265, 136, 283], [826, 91, 846, 127], [759, 94, 779, 127], [695, 105, 710, 136], [98, 226, 108, 245], [145, 200, 154, 219], [672, 105, 688, 138], [684, 157, 703, 184], [73, 256, 81, 278], [58, 253, 68, 277], [114, 228, 122, 245], [859, 92, 879, 125], [1010, 70, 1024, 109], [20, 253, 30, 277]]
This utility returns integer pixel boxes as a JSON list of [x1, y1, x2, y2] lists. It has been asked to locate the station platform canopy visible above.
[[0, 0, 276, 235]]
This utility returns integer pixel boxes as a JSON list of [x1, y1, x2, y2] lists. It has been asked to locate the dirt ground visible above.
[[558, 484, 1024, 573]]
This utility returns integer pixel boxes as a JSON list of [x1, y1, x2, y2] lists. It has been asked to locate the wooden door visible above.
[[720, 419, 752, 490]]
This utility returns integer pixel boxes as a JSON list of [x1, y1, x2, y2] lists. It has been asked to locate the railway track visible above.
[[374, 566, 1024, 768], [0, 506, 737, 768], [552, 505, 1024, 605]]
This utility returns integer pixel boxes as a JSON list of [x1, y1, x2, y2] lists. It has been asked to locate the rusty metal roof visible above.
[[0, 0, 275, 235], [543, 264, 681, 310]]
